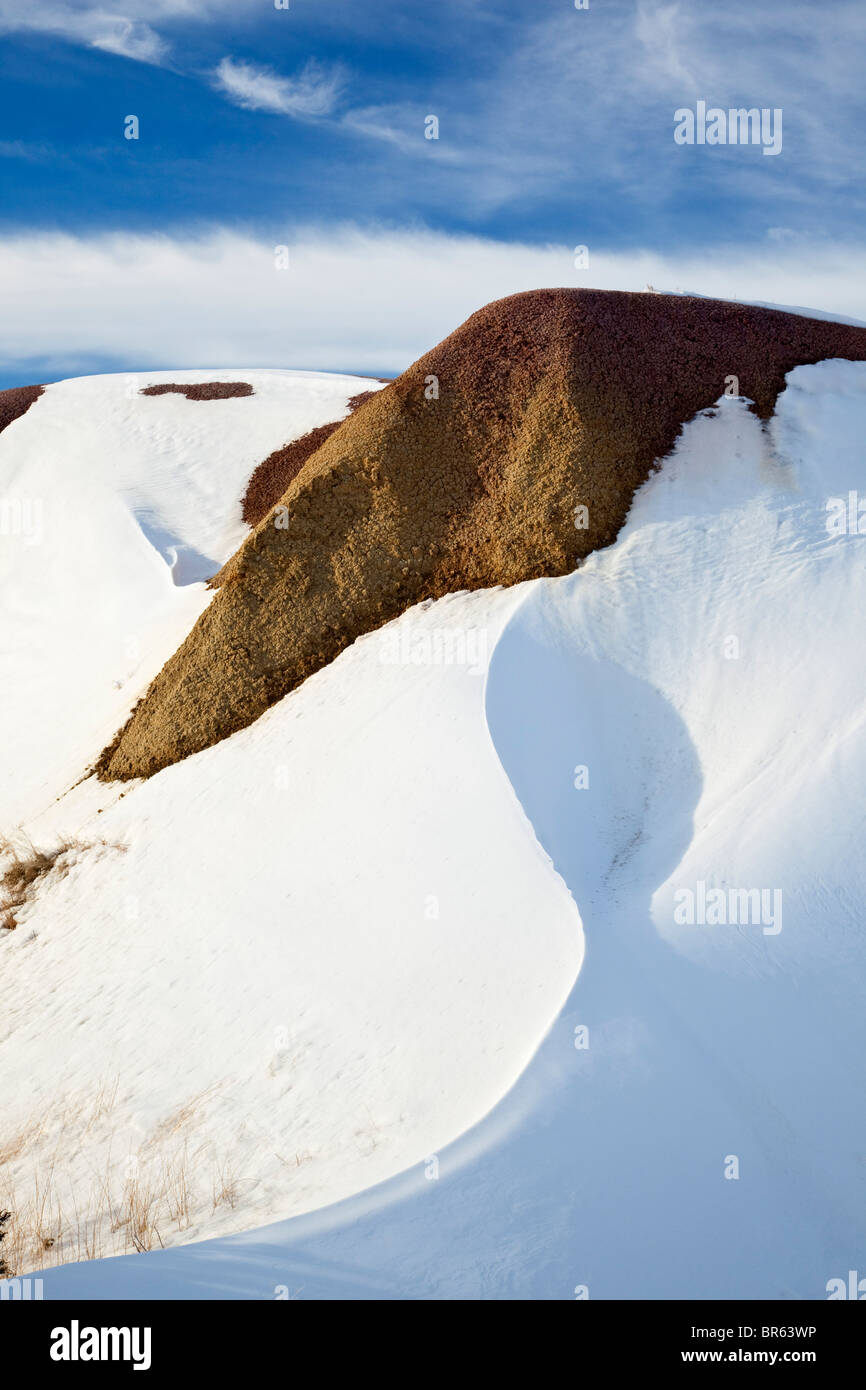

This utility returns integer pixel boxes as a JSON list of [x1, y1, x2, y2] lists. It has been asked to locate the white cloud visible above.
[[341, 104, 470, 165], [342, 105, 426, 155], [212, 57, 344, 118], [0, 1, 265, 66], [88, 17, 168, 64], [0, 227, 864, 380], [1, 1, 863, 230], [0, 3, 170, 64], [634, 1, 699, 92]]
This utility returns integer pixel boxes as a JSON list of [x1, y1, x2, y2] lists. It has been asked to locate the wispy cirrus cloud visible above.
[[634, 1, 700, 93], [341, 105, 425, 155], [211, 56, 345, 119], [0, 0, 267, 67], [1, 1, 864, 257], [0, 1, 171, 64], [0, 140, 57, 163]]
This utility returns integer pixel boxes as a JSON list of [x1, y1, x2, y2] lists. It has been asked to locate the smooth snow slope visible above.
[[32, 357, 866, 1299], [0, 369, 380, 825], [1, 587, 581, 1267]]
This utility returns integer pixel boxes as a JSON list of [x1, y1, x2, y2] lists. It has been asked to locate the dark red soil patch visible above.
[[241, 390, 379, 527], [140, 382, 254, 401], [98, 290, 866, 781], [0, 384, 44, 436]]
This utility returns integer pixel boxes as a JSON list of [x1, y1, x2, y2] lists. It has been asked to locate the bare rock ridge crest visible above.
[[96, 288, 866, 780], [0, 384, 44, 435]]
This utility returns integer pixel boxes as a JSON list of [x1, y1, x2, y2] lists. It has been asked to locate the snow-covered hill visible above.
[[0, 369, 382, 826], [0, 370, 580, 1276], [3, 357, 866, 1299]]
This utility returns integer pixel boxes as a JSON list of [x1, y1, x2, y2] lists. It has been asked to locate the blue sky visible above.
[[0, 0, 864, 384]]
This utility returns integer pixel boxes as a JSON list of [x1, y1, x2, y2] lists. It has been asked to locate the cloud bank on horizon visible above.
[[3, 228, 865, 385], [0, 0, 863, 381]]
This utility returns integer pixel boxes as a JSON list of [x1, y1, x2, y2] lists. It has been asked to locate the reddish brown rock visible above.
[[97, 289, 866, 781], [0, 384, 44, 436]]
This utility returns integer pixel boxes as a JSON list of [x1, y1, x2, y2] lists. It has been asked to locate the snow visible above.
[[0, 368, 382, 825], [4, 358, 866, 1300], [659, 288, 866, 328], [0, 370, 580, 1277]]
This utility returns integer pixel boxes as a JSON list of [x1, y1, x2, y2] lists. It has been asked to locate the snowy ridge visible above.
[[4, 359, 866, 1299], [0, 368, 381, 825]]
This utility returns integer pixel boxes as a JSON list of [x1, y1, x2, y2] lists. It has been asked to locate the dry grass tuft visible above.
[[0, 835, 74, 930], [0, 1081, 253, 1276], [0, 833, 126, 930], [211, 1156, 242, 1212]]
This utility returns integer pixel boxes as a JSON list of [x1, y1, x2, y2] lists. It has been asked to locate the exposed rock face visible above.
[[97, 289, 866, 780], [139, 382, 254, 401], [0, 384, 43, 435], [240, 390, 380, 527]]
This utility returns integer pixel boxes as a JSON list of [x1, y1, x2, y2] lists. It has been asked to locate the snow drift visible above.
[[2, 299, 866, 1300], [25, 351, 866, 1302]]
